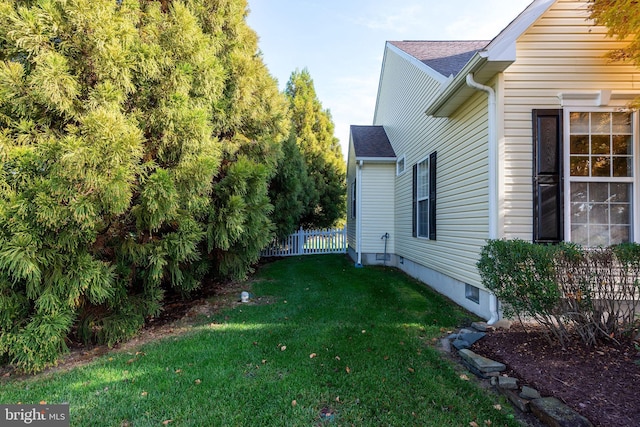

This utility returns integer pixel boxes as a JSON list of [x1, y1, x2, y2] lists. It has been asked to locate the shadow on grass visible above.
[[0, 255, 518, 427]]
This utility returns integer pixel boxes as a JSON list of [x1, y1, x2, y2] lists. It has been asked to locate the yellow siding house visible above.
[[346, 0, 640, 321]]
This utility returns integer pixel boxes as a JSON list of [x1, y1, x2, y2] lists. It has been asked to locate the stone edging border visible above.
[[440, 322, 593, 427]]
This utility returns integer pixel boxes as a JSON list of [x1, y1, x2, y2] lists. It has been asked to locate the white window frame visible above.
[[351, 180, 356, 219], [396, 155, 406, 176], [416, 156, 430, 238], [563, 108, 640, 245]]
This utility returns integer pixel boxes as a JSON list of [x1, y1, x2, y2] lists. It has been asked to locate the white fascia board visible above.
[[355, 157, 397, 164], [485, 0, 556, 61], [373, 45, 388, 124], [424, 53, 488, 117], [425, 0, 556, 117], [385, 42, 449, 85]]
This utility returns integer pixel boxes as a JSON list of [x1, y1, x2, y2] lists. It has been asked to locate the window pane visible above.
[[591, 135, 610, 154], [611, 204, 630, 225], [590, 203, 608, 224], [591, 112, 611, 134], [589, 183, 609, 203], [610, 183, 630, 202], [571, 182, 587, 202], [570, 156, 589, 176], [418, 160, 428, 198], [571, 202, 588, 223], [589, 225, 609, 246], [418, 199, 429, 237], [611, 226, 630, 244], [612, 135, 632, 155], [571, 225, 588, 245], [591, 157, 610, 176], [613, 157, 632, 177], [570, 135, 589, 154], [612, 112, 632, 134], [570, 112, 590, 134]]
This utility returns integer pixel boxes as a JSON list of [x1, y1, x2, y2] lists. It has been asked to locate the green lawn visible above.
[[0, 255, 519, 426]]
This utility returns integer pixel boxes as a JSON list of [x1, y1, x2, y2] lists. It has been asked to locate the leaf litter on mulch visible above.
[[471, 324, 640, 427]]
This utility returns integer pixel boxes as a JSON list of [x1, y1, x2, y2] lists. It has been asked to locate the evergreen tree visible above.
[[201, 0, 289, 278], [0, 0, 288, 372], [285, 69, 345, 229], [268, 131, 309, 239]]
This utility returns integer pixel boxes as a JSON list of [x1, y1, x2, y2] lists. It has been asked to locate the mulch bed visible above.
[[471, 324, 640, 427]]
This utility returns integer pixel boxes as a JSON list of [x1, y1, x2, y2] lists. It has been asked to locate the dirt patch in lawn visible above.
[[0, 275, 270, 381], [471, 324, 640, 427]]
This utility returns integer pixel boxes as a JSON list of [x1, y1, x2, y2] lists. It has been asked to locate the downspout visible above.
[[355, 160, 363, 267], [466, 73, 500, 325]]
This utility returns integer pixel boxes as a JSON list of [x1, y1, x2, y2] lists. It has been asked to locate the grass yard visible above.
[[0, 255, 519, 426]]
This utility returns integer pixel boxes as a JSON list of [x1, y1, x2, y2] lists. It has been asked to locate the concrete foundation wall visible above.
[[348, 249, 496, 321]]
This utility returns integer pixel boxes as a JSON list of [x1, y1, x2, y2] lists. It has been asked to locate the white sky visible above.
[[246, 0, 533, 159]]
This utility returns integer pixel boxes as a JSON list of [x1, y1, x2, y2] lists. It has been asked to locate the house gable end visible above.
[[425, 0, 557, 117]]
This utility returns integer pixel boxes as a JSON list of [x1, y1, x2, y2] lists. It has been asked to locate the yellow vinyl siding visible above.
[[360, 163, 395, 254], [376, 47, 491, 288], [502, 0, 640, 240]]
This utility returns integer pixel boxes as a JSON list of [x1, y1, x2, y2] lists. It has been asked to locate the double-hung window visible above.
[[416, 157, 430, 237], [566, 111, 636, 246], [351, 180, 356, 219], [412, 152, 437, 240]]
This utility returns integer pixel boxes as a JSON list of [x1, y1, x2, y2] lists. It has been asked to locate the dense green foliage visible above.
[[0, 255, 520, 426], [590, 0, 640, 64], [268, 132, 310, 239], [0, 0, 289, 372], [478, 239, 640, 348], [285, 69, 345, 229], [477, 240, 562, 323]]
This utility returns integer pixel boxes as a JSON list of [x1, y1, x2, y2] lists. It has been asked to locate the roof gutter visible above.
[[425, 53, 488, 116], [426, 0, 556, 118], [355, 156, 397, 164], [465, 72, 500, 325]]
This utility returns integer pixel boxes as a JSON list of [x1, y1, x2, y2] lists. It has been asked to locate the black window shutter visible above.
[[412, 163, 417, 238], [532, 109, 563, 243], [429, 151, 437, 240]]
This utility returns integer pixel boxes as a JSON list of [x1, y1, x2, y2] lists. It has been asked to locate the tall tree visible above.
[[197, 0, 289, 278], [285, 69, 345, 229], [589, 0, 640, 105], [0, 0, 288, 372], [268, 131, 310, 239]]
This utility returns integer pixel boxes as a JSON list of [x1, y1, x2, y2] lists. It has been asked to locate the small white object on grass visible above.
[[240, 291, 250, 303]]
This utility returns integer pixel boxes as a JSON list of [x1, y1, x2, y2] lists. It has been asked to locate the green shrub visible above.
[[477, 239, 569, 346], [0, 0, 290, 373], [478, 239, 640, 348]]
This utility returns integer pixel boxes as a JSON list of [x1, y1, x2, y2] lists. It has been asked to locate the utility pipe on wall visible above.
[[465, 73, 500, 325]]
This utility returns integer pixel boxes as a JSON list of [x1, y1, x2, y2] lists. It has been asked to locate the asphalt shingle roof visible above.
[[351, 125, 395, 159], [389, 40, 490, 77]]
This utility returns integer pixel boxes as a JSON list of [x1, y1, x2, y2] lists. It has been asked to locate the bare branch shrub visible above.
[[478, 240, 640, 349]]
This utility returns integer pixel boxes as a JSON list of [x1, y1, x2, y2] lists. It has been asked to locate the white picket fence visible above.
[[261, 227, 347, 257]]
